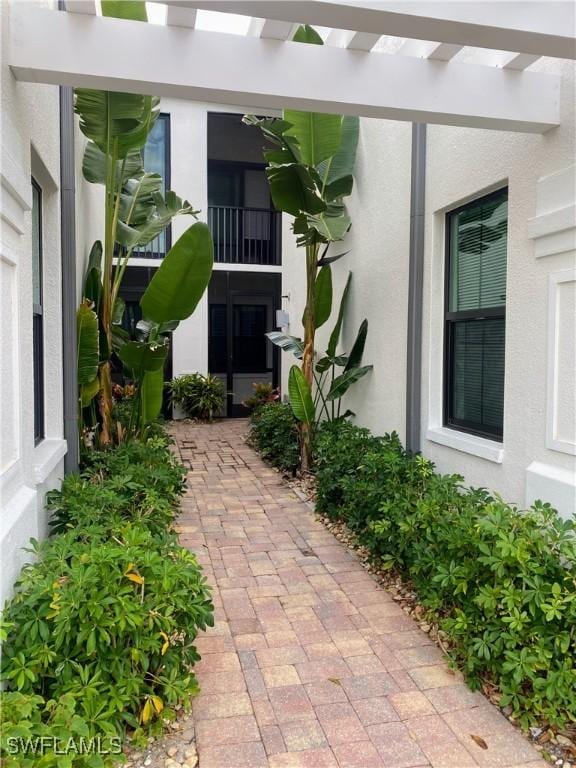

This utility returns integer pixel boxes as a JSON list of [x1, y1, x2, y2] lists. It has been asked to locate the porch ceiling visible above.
[[9, 1, 575, 133]]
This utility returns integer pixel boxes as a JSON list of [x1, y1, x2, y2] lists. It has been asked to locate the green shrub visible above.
[[2, 430, 213, 763], [368, 484, 576, 727], [167, 373, 225, 420], [249, 402, 300, 474], [1, 524, 213, 734], [314, 424, 576, 728], [0, 691, 121, 767], [313, 420, 379, 517], [242, 382, 279, 413], [49, 437, 185, 536]]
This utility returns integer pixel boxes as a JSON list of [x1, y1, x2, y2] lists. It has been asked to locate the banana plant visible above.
[[268, 272, 372, 426], [118, 222, 214, 437], [245, 25, 359, 469], [74, 0, 203, 444]]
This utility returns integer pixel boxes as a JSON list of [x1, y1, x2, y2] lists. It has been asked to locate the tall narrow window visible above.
[[444, 188, 508, 440], [139, 113, 170, 257], [32, 178, 44, 443]]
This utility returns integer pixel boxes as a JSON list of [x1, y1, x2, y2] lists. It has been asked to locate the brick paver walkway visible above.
[[172, 420, 545, 768]]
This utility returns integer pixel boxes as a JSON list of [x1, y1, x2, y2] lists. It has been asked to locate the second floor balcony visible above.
[[208, 205, 282, 266]]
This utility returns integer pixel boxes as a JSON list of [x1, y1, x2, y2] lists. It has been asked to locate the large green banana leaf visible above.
[[314, 265, 333, 328], [82, 143, 143, 186], [288, 365, 315, 424], [327, 272, 352, 357], [292, 25, 324, 44], [118, 339, 169, 377], [140, 367, 164, 425], [75, 90, 159, 159], [117, 189, 198, 249], [101, 0, 147, 21], [345, 319, 368, 372], [77, 301, 99, 386], [140, 222, 213, 324], [284, 111, 342, 168], [317, 116, 359, 188], [326, 365, 373, 401], [83, 241, 102, 310], [265, 165, 326, 217], [265, 332, 304, 359]]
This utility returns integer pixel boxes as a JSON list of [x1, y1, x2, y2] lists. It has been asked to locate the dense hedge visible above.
[[314, 421, 576, 728], [248, 402, 300, 474], [1, 433, 213, 767]]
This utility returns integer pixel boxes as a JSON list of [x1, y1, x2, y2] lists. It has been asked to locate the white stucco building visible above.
[[1, 0, 575, 603]]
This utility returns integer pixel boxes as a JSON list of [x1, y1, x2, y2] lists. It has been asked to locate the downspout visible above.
[[59, 82, 79, 473], [405, 123, 427, 454]]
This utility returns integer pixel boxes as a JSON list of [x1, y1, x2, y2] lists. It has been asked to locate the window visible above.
[[138, 113, 170, 257], [444, 188, 508, 440], [32, 178, 44, 443]]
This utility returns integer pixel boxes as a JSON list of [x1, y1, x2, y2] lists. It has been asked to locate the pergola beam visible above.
[[176, 0, 576, 60], [9, 8, 561, 134]]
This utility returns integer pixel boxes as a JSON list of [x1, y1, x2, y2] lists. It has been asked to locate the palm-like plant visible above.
[[74, 1, 213, 445], [245, 25, 363, 468]]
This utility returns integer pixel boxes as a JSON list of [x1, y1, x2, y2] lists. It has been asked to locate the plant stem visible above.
[[300, 242, 319, 470]]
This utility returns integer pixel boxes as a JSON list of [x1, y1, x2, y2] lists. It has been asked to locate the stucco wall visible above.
[[281, 118, 413, 440], [0, 0, 67, 604], [281, 59, 575, 518], [421, 57, 576, 517]]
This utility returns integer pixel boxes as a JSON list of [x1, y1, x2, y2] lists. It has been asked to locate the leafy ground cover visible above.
[[1, 432, 213, 767]]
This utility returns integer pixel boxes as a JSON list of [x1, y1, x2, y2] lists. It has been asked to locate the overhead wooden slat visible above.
[[325, 29, 380, 51], [427, 43, 464, 62], [64, 0, 96, 13], [10, 8, 561, 134], [168, 0, 576, 60], [501, 52, 541, 70], [248, 17, 296, 40], [399, 39, 463, 61], [346, 32, 381, 52], [166, 6, 197, 28]]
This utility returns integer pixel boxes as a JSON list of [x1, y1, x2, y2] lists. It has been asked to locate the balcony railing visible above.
[[132, 229, 169, 260], [208, 206, 281, 266]]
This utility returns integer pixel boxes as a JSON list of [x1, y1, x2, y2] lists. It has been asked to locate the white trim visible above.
[[10, 8, 562, 134], [123, 257, 162, 268], [124, 260, 283, 274], [525, 461, 576, 520], [426, 426, 504, 463], [213, 263, 282, 274], [546, 269, 576, 456], [33, 439, 67, 484]]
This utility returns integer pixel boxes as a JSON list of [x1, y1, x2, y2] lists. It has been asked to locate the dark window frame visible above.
[[134, 112, 171, 258], [32, 177, 44, 444], [443, 187, 508, 442]]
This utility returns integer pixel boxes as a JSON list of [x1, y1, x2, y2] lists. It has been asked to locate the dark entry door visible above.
[[208, 272, 280, 417]]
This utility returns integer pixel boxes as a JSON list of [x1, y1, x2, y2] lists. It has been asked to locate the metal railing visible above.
[[208, 206, 282, 265], [132, 230, 169, 259]]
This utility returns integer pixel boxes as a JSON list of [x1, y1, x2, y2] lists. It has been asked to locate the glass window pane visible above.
[[233, 304, 267, 371], [450, 317, 505, 436], [142, 115, 168, 255], [449, 190, 508, 312], [32, 182, 41, 307]]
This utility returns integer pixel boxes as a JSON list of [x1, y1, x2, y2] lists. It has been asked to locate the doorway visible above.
[[208, 271, 281, 417]]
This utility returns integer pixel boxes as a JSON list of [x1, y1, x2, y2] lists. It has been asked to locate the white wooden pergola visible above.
[[9, 1, 575, 133]]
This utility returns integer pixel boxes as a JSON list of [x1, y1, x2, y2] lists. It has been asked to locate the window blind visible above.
[[445, 189, 508, 440]]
